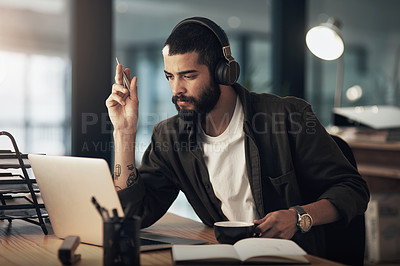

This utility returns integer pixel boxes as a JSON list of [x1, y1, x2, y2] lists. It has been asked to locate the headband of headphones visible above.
[[171, 17, 240, 85], [172, 17, 230, 48]]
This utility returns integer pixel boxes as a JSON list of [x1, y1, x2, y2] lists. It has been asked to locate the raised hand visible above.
[[106, 64, 139, 134]]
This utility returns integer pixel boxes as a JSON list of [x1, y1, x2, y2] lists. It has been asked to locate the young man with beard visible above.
[[105, 17, 369, 258]]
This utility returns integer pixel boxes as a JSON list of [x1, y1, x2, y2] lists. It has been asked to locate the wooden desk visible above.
[[0, 213, 342, 266]]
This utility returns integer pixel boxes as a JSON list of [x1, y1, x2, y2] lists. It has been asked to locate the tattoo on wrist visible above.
[[126, 171, 137, 187], [114, 164, 121, 180], [127, 164, 134, 171]]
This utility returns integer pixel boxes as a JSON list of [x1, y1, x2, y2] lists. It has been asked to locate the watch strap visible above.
[[289, 205, 313, 233], [290, 205, 307, 215]]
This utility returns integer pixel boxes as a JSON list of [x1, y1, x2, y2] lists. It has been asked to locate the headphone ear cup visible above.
[[215, 59, 240, 85]]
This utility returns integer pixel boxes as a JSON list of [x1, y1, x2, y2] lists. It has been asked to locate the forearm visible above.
[[113, 130, 137, 191], [300, 199, 340, 226]]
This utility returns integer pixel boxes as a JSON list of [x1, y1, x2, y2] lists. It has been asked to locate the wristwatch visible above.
[[290, 206, 313, 233]]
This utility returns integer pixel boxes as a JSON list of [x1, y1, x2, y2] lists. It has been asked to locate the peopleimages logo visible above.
[[81, 112, 172, 135], [81, 111, 318, 136], [81, 140, 115, 153], [79, 111, 318, 152]]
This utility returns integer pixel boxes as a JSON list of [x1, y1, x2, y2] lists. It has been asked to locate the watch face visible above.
[[300, 214, 312, 232]]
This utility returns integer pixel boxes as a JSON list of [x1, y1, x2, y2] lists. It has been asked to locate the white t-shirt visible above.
[[198, 96, 258, 222]]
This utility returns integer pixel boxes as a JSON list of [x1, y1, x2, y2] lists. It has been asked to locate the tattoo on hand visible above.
[[114, 164, 121, 180], [126, 171, 137, 187], [127, 164, 134, 171]]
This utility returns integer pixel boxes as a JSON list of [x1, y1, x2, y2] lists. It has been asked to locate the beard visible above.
[[171, 79, 221, 119]]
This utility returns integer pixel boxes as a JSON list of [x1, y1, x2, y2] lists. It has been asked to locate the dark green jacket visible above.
[[118, 83, 369, 256]]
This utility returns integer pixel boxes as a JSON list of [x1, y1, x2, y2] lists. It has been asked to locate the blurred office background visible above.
[[0, 0, 399, 220]]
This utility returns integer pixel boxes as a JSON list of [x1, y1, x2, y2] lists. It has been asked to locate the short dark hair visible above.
[[164, 22, 224, 78]]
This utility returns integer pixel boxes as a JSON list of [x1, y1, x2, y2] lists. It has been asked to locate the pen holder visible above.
[[103, 215, 141, 266]]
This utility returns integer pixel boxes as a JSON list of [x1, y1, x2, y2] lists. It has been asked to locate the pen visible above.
[[91, 196, 104, 220], [91, 196, 110, 221], [115, 57, 131, 96], [112, 208, 119, 223]]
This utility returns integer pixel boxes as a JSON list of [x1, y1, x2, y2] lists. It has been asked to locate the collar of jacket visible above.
[[177, 111, 197, 150], [232, 83, 257, 139], [233, 83, 265, 218]]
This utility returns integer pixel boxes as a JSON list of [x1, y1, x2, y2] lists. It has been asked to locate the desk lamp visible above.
[[306, 17, 344, 108]]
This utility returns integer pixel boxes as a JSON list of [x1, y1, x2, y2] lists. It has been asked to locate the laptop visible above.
[[28, 154, 206, 251]]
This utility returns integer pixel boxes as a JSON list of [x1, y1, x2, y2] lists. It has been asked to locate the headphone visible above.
[[172, 17, 240, 85]]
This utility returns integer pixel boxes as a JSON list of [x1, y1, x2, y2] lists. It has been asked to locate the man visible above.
[[106, 17, 369, 257]]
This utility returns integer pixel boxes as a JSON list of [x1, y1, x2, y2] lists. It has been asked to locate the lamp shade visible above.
[[306, 18, 344, 61]]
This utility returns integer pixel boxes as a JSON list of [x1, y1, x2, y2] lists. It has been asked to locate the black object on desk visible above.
[[92, 196, 141, 266], [103, 216, 141, 266], [58, 235, 81, 265]]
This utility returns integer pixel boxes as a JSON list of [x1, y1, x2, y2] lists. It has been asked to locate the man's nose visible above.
[[171, 79, 186, 96]]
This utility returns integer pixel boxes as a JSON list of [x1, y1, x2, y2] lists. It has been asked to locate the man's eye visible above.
[[165, 75, 173, 80], [184, 75, 194, 79]]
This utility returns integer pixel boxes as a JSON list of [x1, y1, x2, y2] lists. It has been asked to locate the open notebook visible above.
[[172, 238, 309, 264]]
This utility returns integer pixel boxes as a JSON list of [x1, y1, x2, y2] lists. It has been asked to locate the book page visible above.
[[172, 244, 241, 262], [233, 238, 307, 262]]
